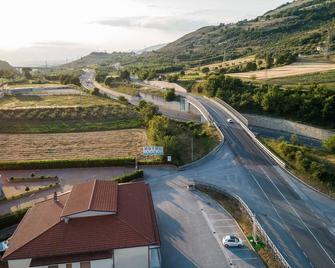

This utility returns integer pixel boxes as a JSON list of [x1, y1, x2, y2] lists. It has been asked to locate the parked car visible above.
[[222, 235, 243, 248], [227, 118, 233, 123], [0, 240, 8, 256]]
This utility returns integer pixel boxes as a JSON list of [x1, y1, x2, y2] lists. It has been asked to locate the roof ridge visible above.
[[115, 216, 153, 244], [88, 179, 97, 210]]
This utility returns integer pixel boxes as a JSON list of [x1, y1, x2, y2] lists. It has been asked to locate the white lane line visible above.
[[260, 167, 335, 266]]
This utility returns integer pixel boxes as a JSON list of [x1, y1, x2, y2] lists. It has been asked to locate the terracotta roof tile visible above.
[[3, 180, 160, 261]]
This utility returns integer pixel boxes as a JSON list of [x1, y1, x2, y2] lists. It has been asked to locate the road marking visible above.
[[260, 167, 335, 266]]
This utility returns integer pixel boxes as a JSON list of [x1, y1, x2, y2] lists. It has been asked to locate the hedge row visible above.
[[0, 157, 136, 170], [116, 169, 144, 183], [8, 176, 58, 183], [0, 105, 139, 121], [0, 208, 29, 230]]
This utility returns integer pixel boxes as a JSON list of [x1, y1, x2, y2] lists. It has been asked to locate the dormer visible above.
[[60, 180, 118, 220]]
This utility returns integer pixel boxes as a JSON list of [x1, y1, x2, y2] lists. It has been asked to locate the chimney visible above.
[[64, 217, 70, 224], [53, 191, 58, 202]]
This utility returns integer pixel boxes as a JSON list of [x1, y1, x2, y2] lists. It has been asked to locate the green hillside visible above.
[[0, 60, 14, 71], [65, 0, 335, 69], [157, 0, 335, 64]]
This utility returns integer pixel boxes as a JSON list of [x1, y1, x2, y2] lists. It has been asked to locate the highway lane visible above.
[[199, 97, 335, 268]]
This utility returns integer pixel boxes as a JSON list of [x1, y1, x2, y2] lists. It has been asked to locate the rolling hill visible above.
[[65, 0, 335, 68], [158, 0, 335, 63], [0, 60, 14, 71]]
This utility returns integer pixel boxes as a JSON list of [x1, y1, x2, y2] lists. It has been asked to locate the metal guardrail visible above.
[[214, 97, 249, 126], [207, 97, 286, 168], [194, 181, 291, 268]]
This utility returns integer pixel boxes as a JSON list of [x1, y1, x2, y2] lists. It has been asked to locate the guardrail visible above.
[[214, 97, 249, 126], [207, 97, 286, 168], [194, 181, 291, 268]]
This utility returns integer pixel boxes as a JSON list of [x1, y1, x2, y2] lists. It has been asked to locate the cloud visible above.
[[95, 15, 211, 32], [32, 41, 82, 48]]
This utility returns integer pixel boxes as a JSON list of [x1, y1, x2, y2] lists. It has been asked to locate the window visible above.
[[80, 262, 91, 268], [66, 264, 72, 268]]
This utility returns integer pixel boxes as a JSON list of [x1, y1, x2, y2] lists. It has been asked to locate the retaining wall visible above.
[[244, 113, 334, 141]]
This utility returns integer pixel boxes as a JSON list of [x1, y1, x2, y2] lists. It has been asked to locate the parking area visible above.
[[195, 191, 265, 268], [144, 167, 264, 268]]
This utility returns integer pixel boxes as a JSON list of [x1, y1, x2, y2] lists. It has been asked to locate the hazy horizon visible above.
[[1, 0, 291, 66]]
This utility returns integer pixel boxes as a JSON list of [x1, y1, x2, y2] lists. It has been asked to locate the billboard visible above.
[[143, 146, 164, 156]]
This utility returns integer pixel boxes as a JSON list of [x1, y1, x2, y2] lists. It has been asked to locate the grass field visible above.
[[0, 94, 117, 108], [0, 129, 147, 162], [228, 62, 335, 80], [259, 69, 335, 89]]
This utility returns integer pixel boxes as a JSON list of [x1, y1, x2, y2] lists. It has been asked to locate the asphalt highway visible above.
[[198, 97, 335, 268]]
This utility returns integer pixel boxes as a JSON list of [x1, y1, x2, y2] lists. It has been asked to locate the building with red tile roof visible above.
[[3, 180, 161, 268]]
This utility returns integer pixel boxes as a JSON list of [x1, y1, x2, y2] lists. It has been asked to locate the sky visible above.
[[0, 0, 291, 66]]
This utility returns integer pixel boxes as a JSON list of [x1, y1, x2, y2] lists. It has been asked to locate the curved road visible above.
[[194, 97, 335, 268]]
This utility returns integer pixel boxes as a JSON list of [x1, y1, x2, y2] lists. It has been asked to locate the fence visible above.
[[194, 181, 291, 268]]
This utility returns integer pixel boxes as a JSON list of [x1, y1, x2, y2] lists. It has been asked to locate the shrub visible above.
[[164, 88, 176, 102], [323, 135, 335, 153], [116, 170, 144, 183]]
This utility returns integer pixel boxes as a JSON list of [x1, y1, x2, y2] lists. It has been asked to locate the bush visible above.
[[164, 88, 176, 101], [116, 170, 144, 183], [323, 135, 335, 153], [0, 157, 136, 170]]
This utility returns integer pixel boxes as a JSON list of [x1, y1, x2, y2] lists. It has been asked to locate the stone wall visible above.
[[243, 113, 334, 141]]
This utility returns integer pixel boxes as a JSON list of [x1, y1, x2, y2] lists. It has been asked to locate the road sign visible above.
[[143, 146, 164, 156]]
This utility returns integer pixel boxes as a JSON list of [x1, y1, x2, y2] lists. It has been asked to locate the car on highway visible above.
[[222, 235, 243, 248], [227, 118, 233, 123]]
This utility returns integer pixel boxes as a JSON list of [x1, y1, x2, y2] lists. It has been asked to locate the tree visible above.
[[322, 135, 335, 153], [201, 67, 210, 74], [22, 67, 32, 79], [167, 74, 179, 83], [104, 76, 114, 86], [120, 70, 130, 81], [138, 101, 159, 123], [164, 88, 176, 101]]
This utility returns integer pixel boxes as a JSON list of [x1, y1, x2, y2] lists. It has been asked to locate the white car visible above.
[[227, 118, 233, 123], [222, 235, 243, 248], [0, 240, 8, 255]]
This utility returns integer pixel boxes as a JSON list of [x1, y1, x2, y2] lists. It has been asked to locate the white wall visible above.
[[67, 210, 114, 219], [114, 246, 149, 268], [8, 258, 113, 268], [8, 259, 31, 268]]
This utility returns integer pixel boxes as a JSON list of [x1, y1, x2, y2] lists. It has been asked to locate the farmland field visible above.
[[0, 129, 147, 161], [0, 94, 117, 108], [228, 62, 335, 80], [259, 69, 335, 89]]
